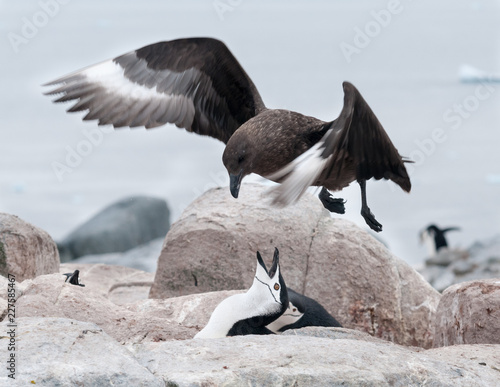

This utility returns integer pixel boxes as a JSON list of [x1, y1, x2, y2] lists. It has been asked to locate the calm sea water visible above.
[[1, 0, 499, 266]]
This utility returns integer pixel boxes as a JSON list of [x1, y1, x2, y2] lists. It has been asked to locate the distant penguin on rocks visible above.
[[267, 289, 342, 333], [63, 270, 85, 287], [194, 248, 288, 338], [420, 224, 460, 256]]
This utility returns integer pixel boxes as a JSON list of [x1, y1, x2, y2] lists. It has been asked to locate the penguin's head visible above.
[[266, 301, 304, 333], [255, 248, 288, 308], [422, 224, 439, 237]]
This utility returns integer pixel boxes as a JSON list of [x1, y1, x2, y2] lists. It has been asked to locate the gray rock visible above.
[[452, 260, 477, 276], [108, 283, 152, 306], [418, 264, 448, 287], [59, 263, 155, 300], [71, 237, 163, 272], [425, 248, 468, 267], [151, 183, 440, 348], [14, 273, 135, 337], [282, 326, 388, 344], [458, 261, 500, 284], [433, 278, 500, 347], [128, 333, 500, 386], [2, 316, 499, 386], [58, 196, 170, 261], [10, 270, 241, 343], [468, 234, 500, 262], [0, 317, 163, 386], [0, 275, 8, 321], [0, 213, 59, 281], [126, 290, 243, 341], [419, 237, 500, 292], [424, 344, 500, 381], [432, 269, 457, 293]]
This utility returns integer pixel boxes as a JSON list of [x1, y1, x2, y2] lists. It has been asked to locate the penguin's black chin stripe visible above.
[[254, 275, 281, 304], [282, 313, 302, 318]]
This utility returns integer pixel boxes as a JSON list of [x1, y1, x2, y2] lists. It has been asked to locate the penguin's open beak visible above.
[[229, 170, 243, 198]]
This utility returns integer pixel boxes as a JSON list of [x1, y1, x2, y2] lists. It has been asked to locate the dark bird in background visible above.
[[420, 224, 460, 256], [44, 37, 411, 232], [63, 270, 85, 287]]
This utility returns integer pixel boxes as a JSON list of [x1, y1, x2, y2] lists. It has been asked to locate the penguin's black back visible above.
[[227, 317, 276, 336], [68, 270, 81, 285], [278, 289, 342, 332], [430, 226, 448, 251]]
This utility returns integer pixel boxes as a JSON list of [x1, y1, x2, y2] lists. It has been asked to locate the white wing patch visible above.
[[85, 61, 177, 99], [85, 61, 196, 128], [267, 130, 333, 206], [46, 59, 197, 129]]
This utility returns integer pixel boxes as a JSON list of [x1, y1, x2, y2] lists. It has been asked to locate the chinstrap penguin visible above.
[[194, 248, 288, 338], [420, 224, 460, 256], [267, 288, 342, 333], [63, 270, 85, 287]]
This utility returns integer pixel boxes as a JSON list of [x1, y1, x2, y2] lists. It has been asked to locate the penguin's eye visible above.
[[274, 283, 280, 290], [238, 155, 245, 163]]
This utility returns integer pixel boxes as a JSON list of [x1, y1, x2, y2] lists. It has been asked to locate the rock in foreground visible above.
[[11, 268, 241, 343], [150, 183, 440, 348], [4, 318, 499, 386], [129, 330, 500, 387], [0, 213, 59, 281], [0, 318, 163, 386]]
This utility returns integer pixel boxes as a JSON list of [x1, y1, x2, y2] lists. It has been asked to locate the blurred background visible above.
[[1, 0, 499, 267]]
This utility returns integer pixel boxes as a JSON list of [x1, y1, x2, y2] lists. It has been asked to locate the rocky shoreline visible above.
[[419, 237, 500, 292], [1, 184, 499, 386]]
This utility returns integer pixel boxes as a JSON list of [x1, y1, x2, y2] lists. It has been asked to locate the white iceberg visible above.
[[459, 64, 500, 83]]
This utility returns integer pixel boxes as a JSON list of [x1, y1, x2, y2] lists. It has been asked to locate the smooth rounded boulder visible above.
[[433, 278, 500, 347], [11, 267, 241, 343], [0, 213, 59, 281], [150, 184, 326, 300], [58, 196, 170, 261], [150, 183, 441, 348]]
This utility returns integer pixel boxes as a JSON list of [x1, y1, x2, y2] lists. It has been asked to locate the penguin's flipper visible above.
[[62, 273, 73, 282], [442, 227, 460, 233], [63, 270, 85, 287]]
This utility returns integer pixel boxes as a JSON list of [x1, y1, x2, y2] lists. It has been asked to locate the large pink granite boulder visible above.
[[0, 213, 59, 281], [150, 184, 440, 348], [433, 278, 500, 347]]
